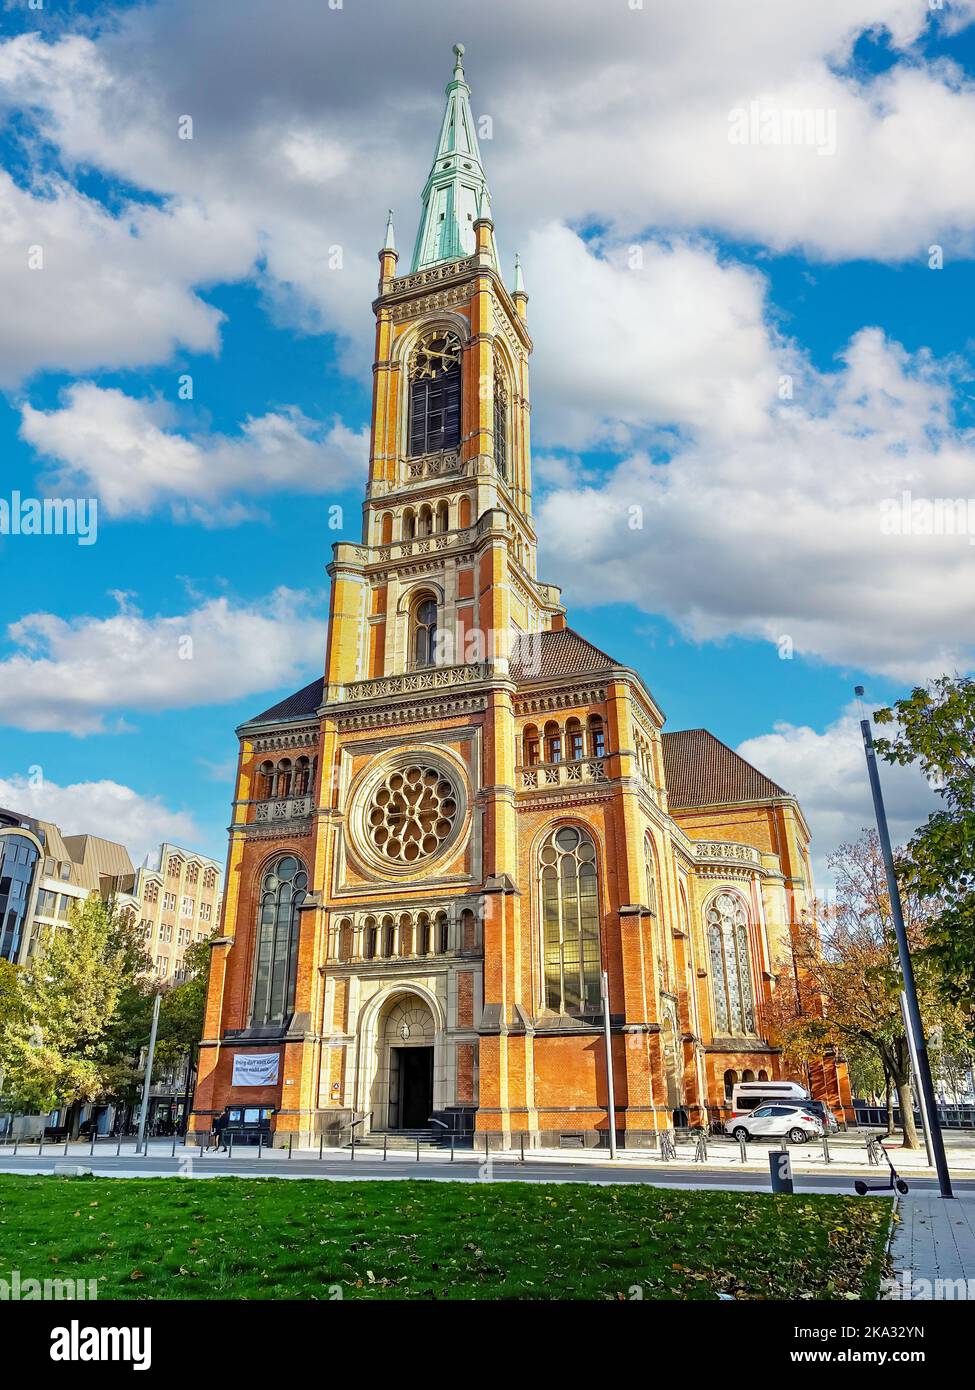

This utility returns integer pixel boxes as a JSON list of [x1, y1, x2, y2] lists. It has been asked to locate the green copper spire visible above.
[[410, 43, 496, 272]]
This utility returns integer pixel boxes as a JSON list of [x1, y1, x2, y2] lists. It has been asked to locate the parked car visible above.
[[724, 1103, 824, 1144], [799, 1099, 840, 1133]]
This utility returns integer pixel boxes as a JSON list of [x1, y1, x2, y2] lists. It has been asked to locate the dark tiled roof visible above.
[[247, 677, 324, 726], [510, 627, 619, 682], [661, 728, 787, 809]]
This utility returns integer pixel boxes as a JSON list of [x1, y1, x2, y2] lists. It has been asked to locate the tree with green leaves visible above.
[[875, 676, 975, 1038], [0, 897, 150, 1120]]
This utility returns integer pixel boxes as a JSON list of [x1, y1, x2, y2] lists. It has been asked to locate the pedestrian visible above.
[[207, 1112, 224, 1153]]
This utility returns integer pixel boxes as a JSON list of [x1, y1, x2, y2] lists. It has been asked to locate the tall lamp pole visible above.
[[855, 686, 953, 1198], [135, 991, 162, 1157], [601, 970, 617, 1160]]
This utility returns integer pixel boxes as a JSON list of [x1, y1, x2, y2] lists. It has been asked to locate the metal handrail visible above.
[[428, 1116, 449, 1130], [344, 1111, 372, 1147]]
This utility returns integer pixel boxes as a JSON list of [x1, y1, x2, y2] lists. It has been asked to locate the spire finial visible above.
[[384, 208, 396, 252], [513, 253, 526, 295], [453, 43, 465, 80]]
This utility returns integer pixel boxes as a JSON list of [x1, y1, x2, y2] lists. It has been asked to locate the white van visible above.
[[731, 1081, 809, 1114]]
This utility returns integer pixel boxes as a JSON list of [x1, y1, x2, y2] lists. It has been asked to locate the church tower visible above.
[[189, 47, 850, 1150]]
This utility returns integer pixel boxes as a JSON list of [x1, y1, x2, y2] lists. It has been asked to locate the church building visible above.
[[190, 47, 849, 1149]]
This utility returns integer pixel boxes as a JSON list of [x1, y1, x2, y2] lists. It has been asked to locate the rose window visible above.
[[366, 765, 458, 865]]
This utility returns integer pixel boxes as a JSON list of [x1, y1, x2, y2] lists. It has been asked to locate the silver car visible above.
[[725, 1103, 823, 1144]]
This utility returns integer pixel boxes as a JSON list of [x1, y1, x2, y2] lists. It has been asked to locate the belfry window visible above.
[[494, 365, 508, 481], [409, 329, 462, 456], [706, 891, 756, 1035], [411, 595, 439, 668], [539, 825, 601, 1016], [251, 855, 307, 1028]]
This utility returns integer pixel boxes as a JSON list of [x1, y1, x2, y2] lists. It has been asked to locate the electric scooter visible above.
[[854, 1135, 909, 1195]]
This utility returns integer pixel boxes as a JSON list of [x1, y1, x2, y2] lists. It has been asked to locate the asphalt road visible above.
[[1, 1148, 972, 1193]]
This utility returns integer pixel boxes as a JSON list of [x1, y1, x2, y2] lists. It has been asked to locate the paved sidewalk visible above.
[[885, 1193, 975, 1298]]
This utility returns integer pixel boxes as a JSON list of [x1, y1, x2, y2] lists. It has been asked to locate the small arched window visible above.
[[418, 504, 433, 537], [523, 724, 540, 767], [436, 910, 449, 954], [566, 717, 584, 761], [458, 496, 472, 529], [588, 714, 606, 758], [409, 329, 461, 456], [275, 758, 292, 799], [436, 500, 449, 533], [412, 594, 439, 668], [539, 824, 601, 1015], [338, 918, 354, 962], [723, 1068, 737, 1101], [251, 855, 307, 1027], [544, 720, 562, 764], [706, 891, 756, 1035], [403, 509, 416, 541], [380, 512, 393, 545], [293, 756, 312, 797], [363, 917, 377, 960]]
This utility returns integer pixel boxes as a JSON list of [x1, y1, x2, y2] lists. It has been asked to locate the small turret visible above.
[[378, 208, 398, 290], [513, 253, 528, 319]]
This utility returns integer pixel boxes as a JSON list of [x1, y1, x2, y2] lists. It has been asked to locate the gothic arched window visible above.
[[494, 363, 508, 481], [251, 855, 307, 1028], [539, 824, 601, 1016], [706, 891, 756, 1035], [411, 594, 439, 668], [645, 833, 671, 993], [409, 329, 461, 456]]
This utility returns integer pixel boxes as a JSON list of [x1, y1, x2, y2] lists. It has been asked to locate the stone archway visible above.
[[359, 989, 441, 1132]]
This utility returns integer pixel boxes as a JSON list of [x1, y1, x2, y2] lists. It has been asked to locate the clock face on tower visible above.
[[409, 328, 462, 381]]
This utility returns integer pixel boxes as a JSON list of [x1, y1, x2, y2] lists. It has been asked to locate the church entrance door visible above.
[[389, 1046, 433, 1130]]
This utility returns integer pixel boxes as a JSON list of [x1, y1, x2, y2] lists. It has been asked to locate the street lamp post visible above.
[[135, 991, 162, 1157], [600, 970, 618, 1159], [855, 686, 953, 1198]]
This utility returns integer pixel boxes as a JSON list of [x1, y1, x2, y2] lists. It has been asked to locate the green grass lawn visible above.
[[0, 1175, 889, 1300]]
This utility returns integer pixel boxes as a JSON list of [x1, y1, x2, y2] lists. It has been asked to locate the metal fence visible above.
[[852, 1102, 975, 1130]]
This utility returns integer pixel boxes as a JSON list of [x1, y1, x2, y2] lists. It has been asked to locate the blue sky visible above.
[[1, 0, 973, 878]]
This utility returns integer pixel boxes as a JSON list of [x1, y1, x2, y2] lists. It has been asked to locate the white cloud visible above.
[[737, 703, 940, 886], [536, 328, 975, 680], [0, 773, 201, 868], [525, 226, 783, 448], [0, 589, 322, 734], [0, 3, 974, 389], [19, 383, 368, 520], [0, 170, 256, 387]]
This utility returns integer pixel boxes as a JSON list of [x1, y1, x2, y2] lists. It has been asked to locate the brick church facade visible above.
[[189, 47, 849, 1149]]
